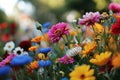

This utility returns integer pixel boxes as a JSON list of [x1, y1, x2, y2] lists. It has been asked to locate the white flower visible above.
[[38, 67, 44, 75], [13, 47, 24, 56], [4, 41, 15, 52], [66, 46, 82, 57]]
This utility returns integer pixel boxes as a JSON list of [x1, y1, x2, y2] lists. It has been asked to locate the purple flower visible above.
[[108, 2, 120, 13], [48, 22, 69, 43], [0, 54, 15, 67], [78, 12, 101, 26], [59, 55, 74, 64]]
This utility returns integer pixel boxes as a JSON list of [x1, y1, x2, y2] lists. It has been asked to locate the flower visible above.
[[31, 36, 42, 43], [45, 60, 52, 66], [38, 60, 46, 67], [19, 40, 31, 51], [89, 52, 112, 66], [42, 22, 51, 28], [66, 46, 82, 57], [61, 77, 68, 80], [13, 47, 24, 56], [4, 41, 15, 52], [38, 53, 45, 60], [108, 2, 120, 13], [1, 34, 11, 42], [112, 54, 120, 69], [59, 55, 74, 64], [69, 64, 95, 80], [78, 12, 101, 26], [0, 54, 15, 67], [39, 47, 51, 54], [111, 18, 120, 34], [48, 22, 69, 43], [29, 61, 38, 69], [0, 66, 11, 75], [29, 46, 38, 52], [10, 55, 32, 66], [81, 41, 97, 57]]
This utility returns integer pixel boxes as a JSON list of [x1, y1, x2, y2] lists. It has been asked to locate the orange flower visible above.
[[31, 36, 42, 42], [29, 46, 38, 51], [90, 51, 112, 66], [112, 53, 120, 69], [81, 41, 97, 57], [69, 29, 77, 36], [29, 61, 38, 69]]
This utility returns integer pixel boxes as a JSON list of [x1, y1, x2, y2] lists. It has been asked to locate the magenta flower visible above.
[[59, 55, 74, 64], [48, 22, 69, 43], [0, 54, 15, 67], [108, 2, 120, 13], [78, 12, 101, 26]]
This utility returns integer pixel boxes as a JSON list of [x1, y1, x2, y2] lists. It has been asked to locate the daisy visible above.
[[13, 47, 24, 56], [3, 41, 15, 53]]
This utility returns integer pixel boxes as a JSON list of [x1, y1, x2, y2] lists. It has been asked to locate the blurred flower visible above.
[[59, 71, 65, 76], [112, 54, 120, 69], [93, 23, 103, 33], [111, 18, 120, 34], [0, 54, 15, 67], [90, 52, 112, 66], [48, 22, 69, 43], [81, 41, 97, 57], [69, 64, 95, 80], [39, 47, 51, 54], [69, 29, 77, 36], [4, 41, 15, 53], [101, 12, 109, 18], [38, 67, 44, 74], [108, 2, 120, 13], [31, 36, 42, 43], [29, 61, 38, 69], [45, 60, 52, 66], [59, 55, 74, 64], [19, 40, 31, 51], [29, 46, 38, 52], [10, 55, 32, 66], [78, 12, 101, 26], [66, 46, 82, 57], [13, 47, 24, 56], [61, 77, 68, 80], [0, 22, 8, 30], [0, 66, 11, 75], [38, 53, 45, 60], [42, 22, 51, 28], [38, 60, 46, 67], [1, 34, 12, 43]]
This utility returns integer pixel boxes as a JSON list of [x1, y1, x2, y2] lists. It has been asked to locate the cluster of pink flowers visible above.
[[48, 22, 69, 43], [59, 55, 74, 64], [109, 2, 120, 13], [78, 12, 101, 26], [0, 54, 15, 67]]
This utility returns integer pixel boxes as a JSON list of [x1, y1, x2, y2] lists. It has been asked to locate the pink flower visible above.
[[108, 2, 120, 13], [0, 54, 15, 67], [48, 22, 69, 43], [78, 12, 101, 26], [59, 55, 74, 64]]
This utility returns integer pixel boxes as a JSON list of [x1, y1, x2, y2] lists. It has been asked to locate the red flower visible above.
[[111, 18, 120, 34], [19, 40, 31, 51], [1, 34, 12, 42]]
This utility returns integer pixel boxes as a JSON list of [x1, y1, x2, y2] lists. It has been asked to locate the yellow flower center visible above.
[[8, 45, 11, 48], [54, 29, 61, 35], [80, 74, 85, 79]]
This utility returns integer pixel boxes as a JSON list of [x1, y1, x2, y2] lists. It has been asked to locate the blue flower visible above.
[[39, 47, 51, 54], [38, 60, 46, 67], [61, 77, 69, 80], [42, 28, 49, 33], [0, 66, 11, 75], [43, 22, 51, 28], [45, 60, 52, 66], [10, 55, 32, 66]]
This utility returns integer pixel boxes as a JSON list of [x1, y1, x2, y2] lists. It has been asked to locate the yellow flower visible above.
[[69, 64, 95, 80], [31, 36, 42, 42], [38, 53, 45, 60], [69, 29, 77, 36], [89, 51, 112, 66], [93, 23, 103, 33], [29, 46, 38, 51], [29, 61, 38, 69], [112, 54, 120, 69], [81, 41, 97, 57]]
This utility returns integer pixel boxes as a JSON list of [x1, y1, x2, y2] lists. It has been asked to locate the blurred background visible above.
[[0, 0, 120, 54]]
